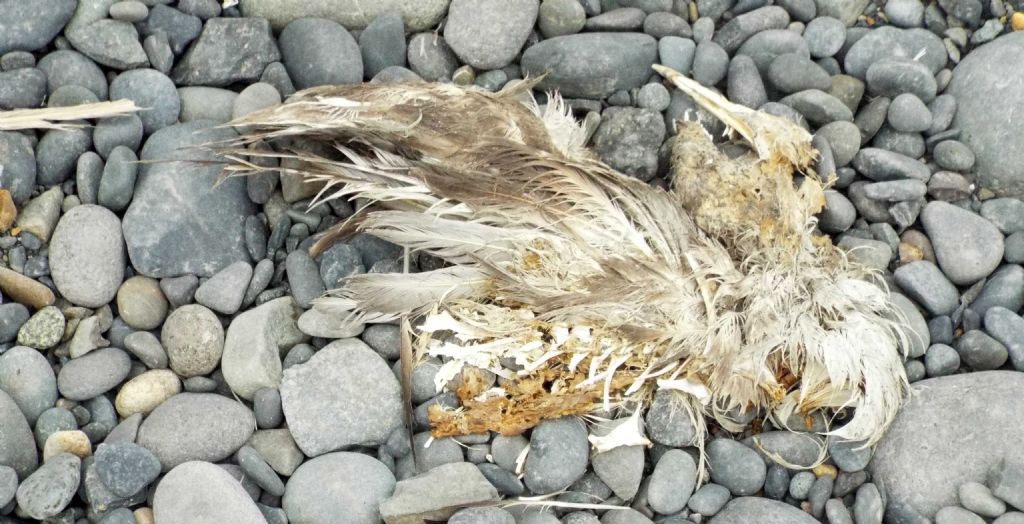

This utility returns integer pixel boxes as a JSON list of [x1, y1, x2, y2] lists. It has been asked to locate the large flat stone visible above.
[[869, 371, 1024, 519]]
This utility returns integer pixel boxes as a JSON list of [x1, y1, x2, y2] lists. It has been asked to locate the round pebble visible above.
[[803, 16, 845, 58], [161, 304, 225, 378], [16, 305, 65, 350], [57, 347, 131, 401], [49, 205, 125, 308], [114, 369, 182, 417], [15, 453, 80, 520], [708, 438, 766, 496], [116, 276, 168, 330], [647, 449, 697, 514], [888, 93, 932, 133], [523, 417, 589, 494]]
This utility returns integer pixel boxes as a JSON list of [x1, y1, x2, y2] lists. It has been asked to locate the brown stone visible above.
[[0, 266, 56, 309], [0, 189, 15, 232]]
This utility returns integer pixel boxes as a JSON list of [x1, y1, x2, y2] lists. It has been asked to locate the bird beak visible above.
[[652, 65, 759, 154]]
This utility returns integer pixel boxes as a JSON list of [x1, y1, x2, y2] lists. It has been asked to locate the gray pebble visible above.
[[477, 462, 525, 496], [286, 250, 325, 308], [807, 475, 833, 518], [925, 343, 960, 377], [803, 16, 845, 57], [688, 482, 730, 516], [237, 445, 285, 496], [645, 389, 696, 446], [659, 36, 696, 75], [14, 453, 80, 520], [109, 68, 180, 135], [727, 54, 768, 109], [853, 483, 884, 524], [926, 94, 957, 135], [819, 190, 856, 233], [888, 93, 932, 133], [826, 499, 855, 524], [57, 347, 130, 401], [194, 261, 253, 315], [767, 53, 831, 93], [894, 260, 959, 316], [955, 329, 1008, 370], [853, 148, 930, 181], [886, 0, 925, 27], [97, 145, 138, 213], [586, 8, 646, 31], [647, 449, 697, 514], [450, 507, 516, 524], [636, 83, 670, 111], [764, 464, 789, 499], [109, 1, 149, 22], [829, 439, 872, 472], [171, 17, 279, 87], [692, 41, 729, 87], [524, 417, 589, 494], [94, 441, 160, 498], [780, 89, 853, 126], [143, 32, 174, 75], [933, 140, 975, 172], [707, 439, 766, 496], [17, 306, 65, 350], [93, 115, 143, 160], [407, 32, 459, 82], [359, 12, 408, 78], [934, 506, 985, 524], [713, 6, 791, 54], [159, 274, 199, 308], [0, 304, 30, 343], [644, 12, 692, 38], [254, 387, 283, 429], [789, 470, 815, 499], [862, 179, 927, 201], [959, 481, 1006, 518], [866, 58, 937, 102], [872, 125, 925, 159], [921, 201, 1004, 285]]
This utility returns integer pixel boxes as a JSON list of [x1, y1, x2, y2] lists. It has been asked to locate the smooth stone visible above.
[[14, 453, 79, 520], [406, 32, 459, 81], [838, 236, 892, 269], [0, 68, 46, 109], [713, 6, 790, 53], [280, 338, 402, 455], [947, 33, 1024, 196], [767, 52, 831, 93], [647, 449, 697, 514], [16, 187, 63, 242], [0, 131, 36, 204], [285, 250, 325, 308], [691, 41, 729, 87], [36, 49, 108, 100], [888, 93, 932, 133], [0, 304, 30, 343], [144, 32, 174, 74], [890, 293, 929, 358], [124, 122, 254, 278], [236, 445, 284, 496], [779, 89, 853, 125], [688, 482, 731, 516], [238, 0, 449, 32], [865, 58, 937, 102], [0, 464, 14, 508], [108, 69, 180, 135], [137, 393, 255, 471], [852, 148, 931, 182], [152, 461, 267, 524], [934, 506, 986, 524], [894, 260, 959, 316], [871, 371, 1024, 518], [818, 190, 856, 233], [921, 201, 1004, 285], [162, 304, 224, 378], [97, 145, 138, 212], [114, 369, 181, 417], [444, 0, 537, 70], [590, 418, 645, 500], [844, 27, 946, 79], [283, 452, 395, 524], [222, 297, 305, 400], [659, 36, 696, 75], [816, 120, 863, 166], [969, 265, 1024, 317], [233, 82, 281, 120], [253, 387, 283, 429], [48, 84, 99, 107], [959, 481, 1006, 517], [297, 308, 365, 339], [379, 462, 499, 524], [861, 179, 927, 202], [521, 33, 658, 99], [955, 330, 1009, 370], [110, 1, 149, 22], [177, 87, 237, 124], [803, 15, 845, 57], [57, 347, 131, 401], [0, 346, 57, 425], [93, 441, 160, 498], [172, 17, 280, 87], [645, 389, 697, 446], [124, 332, 168, 369], [985, 307, 1024, 371], [524, 417, 589, 494], [248, 429, 304, 476], [933, 140, 976, 172], [279, 17, 361, 89], [0, 0, 76, 55], [744, 431, 823, 468], [707, 438, 766, 496], [0, 388, 37, 479], [727, 54, 767, 109], [359, 12, 407, 79], [710, 497, 819, 523], [450, 507, 516, 524], [194, 261, 252, 315], [115, 276, 166, 331]]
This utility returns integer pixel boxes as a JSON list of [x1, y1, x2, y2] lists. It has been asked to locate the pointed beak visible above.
[[652, 65, 758, 152]]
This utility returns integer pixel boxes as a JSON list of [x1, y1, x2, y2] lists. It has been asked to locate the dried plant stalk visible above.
[[0, 100, 140, 131]]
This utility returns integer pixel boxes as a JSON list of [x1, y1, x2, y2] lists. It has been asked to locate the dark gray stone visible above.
[[406, 32, 459, 82], [713, 6, 790, 53], [644, 12, 692, 38], [138, 5, 202, 55], [93, 441, 161, 498], [647, 449, 697, 514], [955, 329, 1008, 370], [93, 116, 144, 159], [736, 29, 810, 75], [521, 33, 658, 99], [279, 17, 361, 89], [727, 55, 767, 109], [779, 89, 853, 126], [14, 453, 79, 520], [0, 0, 76, 55], [894, 260, 959, 316], [933, 140, 975, 172], [37, 50, 108, 100], [109, 69, 180, 135], [921, 201, 1004, 285], [853, 148, 930, 181], [194, 261, 252, 315], [0, 304, 29, 343], [144, 32, 174, 75], [585, 8, 646, 31], [286, 250, 325, 308], [803, 16, 845, 57], [691, 41, 729, 87], [0, 345, 55, 425], [767, 53, 831, 93], [65, 17, 148, 70], [707, 439, 766, 496], [0, 131, 36, 204], [844, 27, 946, 79], [538, 0, 587, 38], [924, 343, 960, 377], [659, 36, 696, 75], [888, 93, 932, 133], [592, 107, 665, 181], [123, 122, 254, 278], [444, 0, 538, 70], [865, 58, 937, 102], [524, 417, 589, 494], [359, 11, 406, 78], [172, 17, 280, 86], [97, 146, 138, 213], [36, 127, 92, 186]]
